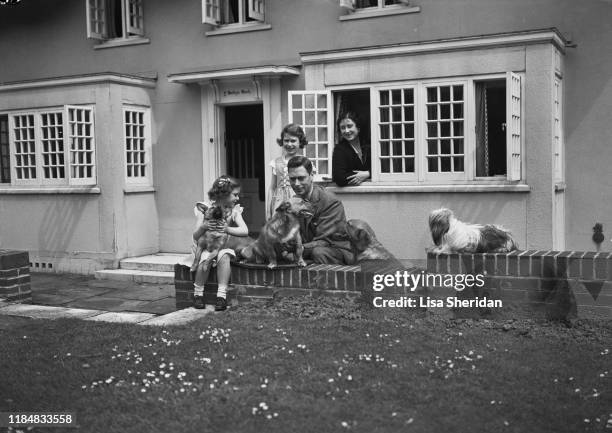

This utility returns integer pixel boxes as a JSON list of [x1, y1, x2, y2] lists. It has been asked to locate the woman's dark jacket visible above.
[[332, 139, 371, 186]]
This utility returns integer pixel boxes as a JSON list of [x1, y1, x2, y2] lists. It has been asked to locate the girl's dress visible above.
[[269, 156, 295, 213], [182, 202, 243, 267]]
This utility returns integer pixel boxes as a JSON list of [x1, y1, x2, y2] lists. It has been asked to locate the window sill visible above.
[[339, 5, 420, 21], [0, 186, 101, 194], [124, 185, 155, 194], [326, 183, 531, 193], [93, 37, 150, 50], [555, 182, 566, 192], [205, 22, 271, 36]]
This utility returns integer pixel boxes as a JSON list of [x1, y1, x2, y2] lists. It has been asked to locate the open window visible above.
[[87, 0, 144, 41], [203, 0, 265, 26], [340, 0, 410, 11], [288, 91, 332, 180]]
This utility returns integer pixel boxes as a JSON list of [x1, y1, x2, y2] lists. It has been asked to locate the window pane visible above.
[[441, 157, 451, 172], [392, 158, 402, 173], [305, 94, 315, 109], [428, 158, 438, 172], [404, 123, 414, 138], [292, 111, 303, 125], [454, 139, 464, 154], [381, 158, 390, 173], [380, 141, 389, 156], [453, 121, 463, 137], [318, 127, 328, 142], [403, 89, 414, 104], [453, 103, 463, 118], [440, 86, 451, 101], [440, 122, 451, 137], [292, 94, 302, 109], [318, 143, 328, 158], [427, 122, 437, 138], [392, 124, 402, 138], [318, 161, 328, 174], [392, 141, 402, 155], [380, 107, 389, 123], [427, 87, 437, 102], [304, 127, 315, 142], [427, 105, 437, 120], [380, 90, 389, 106], [392, 107, 402, 122], [391, 90, 401, 105], [403, 106, 414, 121], [404, 140, 414, 155], [440, 139, 451, 155], [453, 85, 463, 101], [317, 111, 326, 125], [454, 157, 464, 171], [304, 111, 315, 125], [440, 104, 451, 119], [427, 140, 438, 155], [404, 157, 414, 172], [305, 144, 316, 158], [380, 125, 390, 140], [317, 94, 327, 109]]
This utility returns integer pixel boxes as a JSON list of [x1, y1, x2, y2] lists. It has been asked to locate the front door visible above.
[[223, 104, 266, 235]]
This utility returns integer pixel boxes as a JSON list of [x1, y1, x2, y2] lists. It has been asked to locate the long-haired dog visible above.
[[428, 208, 518, 254], [346, 219, 401, 264], [190, 203, 229, 272], [240, 197, 314, 269]]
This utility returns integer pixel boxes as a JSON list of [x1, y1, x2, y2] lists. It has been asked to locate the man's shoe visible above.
[[214, 297, 227, 311], [193, 295, 205, 309]]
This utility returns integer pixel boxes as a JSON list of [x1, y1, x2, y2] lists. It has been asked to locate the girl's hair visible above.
[[336, 111, 361, 131], [276, 123, 308, 149], [208, 175, 241, 202]]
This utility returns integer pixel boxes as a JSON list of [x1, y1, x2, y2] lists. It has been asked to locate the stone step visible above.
[[95, 269, 174, 284], [119, 253, 190, 272]]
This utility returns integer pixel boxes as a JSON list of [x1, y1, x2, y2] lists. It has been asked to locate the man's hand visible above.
[[346, 170, 370, 185]]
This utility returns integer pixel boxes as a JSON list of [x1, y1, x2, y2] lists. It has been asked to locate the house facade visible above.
[[0, 0, 610, 273]]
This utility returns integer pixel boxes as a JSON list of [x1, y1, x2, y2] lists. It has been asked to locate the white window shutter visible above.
[[247, 0, 265, 21], [65, 106, 97, 186], [288, 91, 332, 178], [339, 0, 355, 11], [86, 0, 107, 40], [506, 72, 522, 181], [202, 0, 220, 25], [125, 0, 144, 36]]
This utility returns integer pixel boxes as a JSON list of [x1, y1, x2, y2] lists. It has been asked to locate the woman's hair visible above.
[[276, 123, 308, 148], [287, 155, 314, 175], [336, 111, 361, 132], [208, 175, 241, 202]]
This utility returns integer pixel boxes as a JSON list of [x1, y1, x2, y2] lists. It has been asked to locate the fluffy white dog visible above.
[[428, 208, 518, 254]]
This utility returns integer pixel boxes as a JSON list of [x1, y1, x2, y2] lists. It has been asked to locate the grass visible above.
[[1, 297, 611, 433]]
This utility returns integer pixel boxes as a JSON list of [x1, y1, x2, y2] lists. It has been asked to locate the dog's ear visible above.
[[196, 202, 209, 214], [275, 202, 291, 213], [429, 212, 450, 246]]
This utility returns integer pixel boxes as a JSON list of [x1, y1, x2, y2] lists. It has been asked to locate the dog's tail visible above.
[[481, 225, 518, 252]]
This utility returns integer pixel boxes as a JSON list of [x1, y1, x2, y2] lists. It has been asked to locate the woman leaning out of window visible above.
[[332, 112, 371, 186]]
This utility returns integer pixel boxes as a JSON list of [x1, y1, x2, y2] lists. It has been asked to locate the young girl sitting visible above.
[[188, 175, 248, 311], [267, 123, 308, 219]]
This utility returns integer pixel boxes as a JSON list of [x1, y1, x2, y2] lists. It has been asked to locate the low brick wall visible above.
[[174, 259, 417, 310], [0, 250, 32, 303], [427, 251, 612, 319]]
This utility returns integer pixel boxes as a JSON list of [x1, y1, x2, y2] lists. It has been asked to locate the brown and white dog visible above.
[[428, 208, 518, 254], [346, 219, 402, 264], [191, 203, 229, 272], [241, 197, 314, 269]]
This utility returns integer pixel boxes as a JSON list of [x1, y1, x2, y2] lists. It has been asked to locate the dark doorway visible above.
[[224, 104, 266, 235]]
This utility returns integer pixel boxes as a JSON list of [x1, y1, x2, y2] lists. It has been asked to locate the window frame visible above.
[[316, 72, 524, 185], [86, 0, 145, 42], [123, 105, 153, 186], [202, 0, 266, 27], [0, 105, 97, 188]]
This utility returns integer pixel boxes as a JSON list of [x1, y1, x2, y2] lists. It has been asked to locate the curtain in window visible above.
[[475, 82, 488, 177]]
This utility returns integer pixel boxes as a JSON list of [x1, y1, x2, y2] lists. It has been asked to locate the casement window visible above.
[[87, 0, 144, 41], [289, 72, 523, 184], [123, 106, 152, 185], [340, 0, 410, 11], [288, 91, 333, 180], [203, 0, 265, 26], [0, 106, 97, 186]]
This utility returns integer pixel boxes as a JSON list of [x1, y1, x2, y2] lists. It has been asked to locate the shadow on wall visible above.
[[38, 197, 91, 254]]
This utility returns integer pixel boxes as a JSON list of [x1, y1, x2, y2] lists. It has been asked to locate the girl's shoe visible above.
[[214, 297, 227, 311], [193, 295, 205, 309]]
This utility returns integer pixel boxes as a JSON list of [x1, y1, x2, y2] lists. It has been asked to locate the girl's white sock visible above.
[[217, 285, 227, 299], [194, 284, 204, 297]]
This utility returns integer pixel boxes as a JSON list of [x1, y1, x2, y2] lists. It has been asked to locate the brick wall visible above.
[[174, 260, 416, 310], [427, 251, 612, 319], [0, 250, 32, 303]]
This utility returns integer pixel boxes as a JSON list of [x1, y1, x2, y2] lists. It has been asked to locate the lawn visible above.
[[1, 297, 611, 433]]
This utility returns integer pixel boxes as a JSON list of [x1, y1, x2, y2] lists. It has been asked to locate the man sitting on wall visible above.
[[287, 155, 355, 265]]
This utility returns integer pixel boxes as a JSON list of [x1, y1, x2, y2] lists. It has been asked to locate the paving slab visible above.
[[61, 296, 154, 313], [125, 297, 176, 315], [139, 306, 214, 326], [99, 285, 175, 302], [86, 311, 157, 324], [0, 304, 103, 320]]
